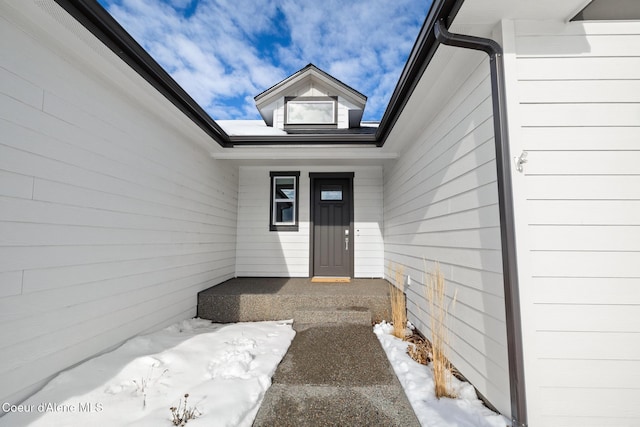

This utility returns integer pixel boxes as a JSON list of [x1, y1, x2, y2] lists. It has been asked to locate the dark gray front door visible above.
[[312, 177, 352, 277]]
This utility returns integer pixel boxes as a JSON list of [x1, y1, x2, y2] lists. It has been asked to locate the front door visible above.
[[311, 175, 353, 277]]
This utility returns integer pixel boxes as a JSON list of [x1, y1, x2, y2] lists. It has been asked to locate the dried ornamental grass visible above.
[[388, 262, 407, 339], [425, 262, 457, 399]]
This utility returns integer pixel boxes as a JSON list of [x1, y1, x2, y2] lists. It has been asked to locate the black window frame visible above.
[[269, 171, 300, 231]]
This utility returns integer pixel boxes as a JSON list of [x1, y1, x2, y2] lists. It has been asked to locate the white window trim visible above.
[[272, 176, 297, 225], [286, 100, 336, 125]]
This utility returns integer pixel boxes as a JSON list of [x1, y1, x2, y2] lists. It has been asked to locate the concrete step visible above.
[[197, 278, 392, 324], [293, 306, 371, 324]]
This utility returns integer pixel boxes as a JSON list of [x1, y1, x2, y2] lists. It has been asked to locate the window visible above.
[[270, 171, 300, 231], [287, 100, 335, 124], [320, 185, 342, 200], [284, 96, 337, 127]]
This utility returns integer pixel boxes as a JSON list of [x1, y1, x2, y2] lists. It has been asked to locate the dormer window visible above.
[[285, 96, 337, 128], [254, 64, 367, 132]]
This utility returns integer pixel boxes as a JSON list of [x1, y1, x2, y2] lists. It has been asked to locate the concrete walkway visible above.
[[253, 323, 420, 427]]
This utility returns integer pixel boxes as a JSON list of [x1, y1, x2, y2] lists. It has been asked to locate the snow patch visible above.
[[375, 321, 509, 427], [0, 319, 295, 427]]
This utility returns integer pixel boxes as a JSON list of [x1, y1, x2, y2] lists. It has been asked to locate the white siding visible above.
[[503, 20, 640, 426], [0, 1, 237, 407], [236, 165, 383, 277], [271, 81, 335, 129], [337, 97, 359, 129], [383, 49, 511, 415], [273, 99, 284, 129]]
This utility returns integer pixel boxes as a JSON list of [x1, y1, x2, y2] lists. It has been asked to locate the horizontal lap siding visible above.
[[512, 20, 640, 426], [354, 173, 385, 277], [0, 3, 237, 407], [236, 167, 310, 277], [384, 53, 510, 415], [236, 166, 383, 278]]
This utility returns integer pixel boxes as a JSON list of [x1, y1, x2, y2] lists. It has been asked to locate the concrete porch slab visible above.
[[197, 277, 391, 324]]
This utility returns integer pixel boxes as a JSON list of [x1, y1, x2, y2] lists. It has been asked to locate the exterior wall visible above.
[[0, 1, 238, 407], [273, 99, 284, 129], [337, 97, 360, 129], [501, 19, 640, 426], [383, 50, 511, 415], [236, 165, 383, 277]]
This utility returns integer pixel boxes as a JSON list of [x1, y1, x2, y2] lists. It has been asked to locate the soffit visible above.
[[45, 0, 592, 151], [380, 0, 593, 156], [451, 0, 592, 36], [380, 44, 487, 155], [9, 0, 224, 154], [49, 0, 441, 148], [573, 0, 640, 21], [210, 146, 397, 167]]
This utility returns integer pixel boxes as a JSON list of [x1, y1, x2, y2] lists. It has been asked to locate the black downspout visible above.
[[434, 20, 528, 427]]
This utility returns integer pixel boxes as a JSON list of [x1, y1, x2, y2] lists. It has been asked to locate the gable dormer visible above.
[[254, 64, 367, 131]]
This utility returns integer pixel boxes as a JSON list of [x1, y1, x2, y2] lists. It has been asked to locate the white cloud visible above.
[[101, 0, 430, 121], [277, 0, 429, 120]]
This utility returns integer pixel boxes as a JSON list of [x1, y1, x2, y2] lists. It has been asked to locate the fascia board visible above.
[[53, 0, 232, 147], [375, 0, 464, 146], [52, 0, 475, 148], [210, 148, 397, 160], [255, 69, 366, 111], [228, 134, 377, 146]]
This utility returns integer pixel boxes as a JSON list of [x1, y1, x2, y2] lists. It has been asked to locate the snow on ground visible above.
[[4, 317, 508, 427], [0, 319, 295, 427], [374, 321, 509, 427]]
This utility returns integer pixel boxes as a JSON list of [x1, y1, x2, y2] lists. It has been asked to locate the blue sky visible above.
[[98, 0, 432, 121]]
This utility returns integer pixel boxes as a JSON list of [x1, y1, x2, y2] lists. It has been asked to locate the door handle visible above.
[[345, 237, 349, 250]]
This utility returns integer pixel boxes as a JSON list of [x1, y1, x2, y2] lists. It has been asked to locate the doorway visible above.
[[309, 173, 354, 278]]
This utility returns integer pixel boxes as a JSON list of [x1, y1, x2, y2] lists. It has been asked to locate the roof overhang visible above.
[[52, 0, 467, 148], [52, 0, 600, 149], [255, 64, 367, 105], [572, 0, 640, 21], [52, 0, 233, 146]]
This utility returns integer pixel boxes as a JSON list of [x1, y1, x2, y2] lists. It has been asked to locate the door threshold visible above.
[[311, 276, 351, 283]]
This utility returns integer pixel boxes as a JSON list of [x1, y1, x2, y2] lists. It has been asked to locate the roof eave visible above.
[[53, 0, 232, 148], [229, 134, 377, 146], [375, 0, 465, 146], [52, 0, 466, 148], [254, 63, 367, 104]]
